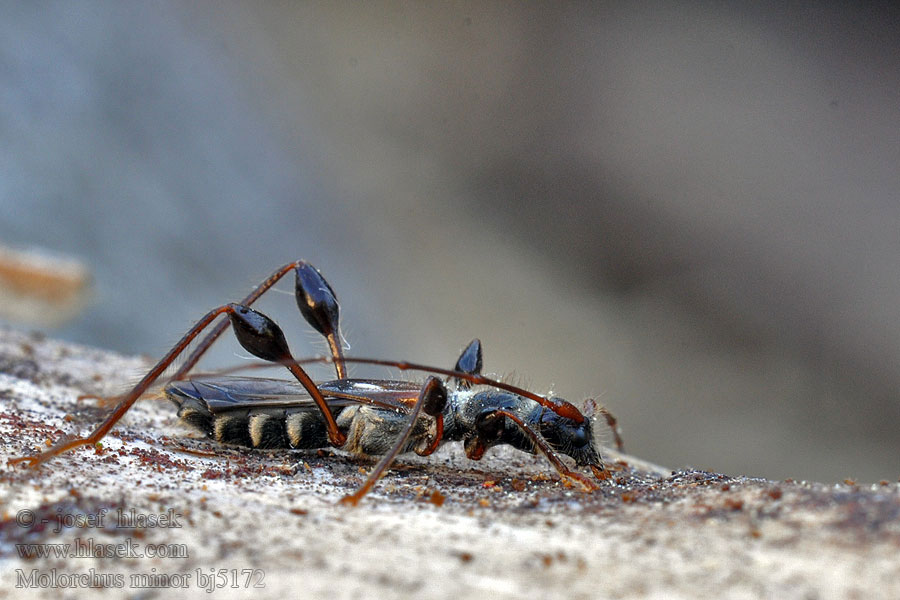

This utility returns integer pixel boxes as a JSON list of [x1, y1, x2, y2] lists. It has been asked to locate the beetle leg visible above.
[[172, 261, 308, 381], [414, 414, 444, 457], [583, 398, 624, 451], [51, 262, 333, 428], [417, 339, 480, 454], [293, 262, 346, 379], [47, 262, 319, 453], [173, 260, 348, 381], [228, 304, 346, 448], [340, 376, 448, 506], [10, 304, 238, 468], [485, 409, 600, 492], [9, 300, 349, 469]]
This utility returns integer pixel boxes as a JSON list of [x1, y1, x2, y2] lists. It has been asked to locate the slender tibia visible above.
[[9, 305, 237, 468], [596, 405, 623, 451], [491, 409, 599, 492], [340, 376, 447, 506], [172, 261, 308, 381], [226, 304, 346, 447]]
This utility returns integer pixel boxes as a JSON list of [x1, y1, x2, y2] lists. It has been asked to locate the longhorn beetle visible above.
[[10, 261, 620, 504]]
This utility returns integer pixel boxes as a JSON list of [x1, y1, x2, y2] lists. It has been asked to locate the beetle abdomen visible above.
[[164, 378, 437, 455], [166, 384, 332, 450]]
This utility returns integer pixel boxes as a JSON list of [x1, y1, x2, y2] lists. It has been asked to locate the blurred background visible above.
[[1, 2, 898, 482]]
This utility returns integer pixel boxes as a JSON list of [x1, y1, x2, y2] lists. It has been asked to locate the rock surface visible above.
[[1, 327, 898, 599]]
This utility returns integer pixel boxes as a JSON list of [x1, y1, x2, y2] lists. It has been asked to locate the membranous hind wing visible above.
[[165, 376, 421, 450], [167, 377, 352, 414], [167, 376, 421, 413]]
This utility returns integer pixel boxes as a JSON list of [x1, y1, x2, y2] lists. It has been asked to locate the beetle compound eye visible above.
[[569, 425, 589, 449]]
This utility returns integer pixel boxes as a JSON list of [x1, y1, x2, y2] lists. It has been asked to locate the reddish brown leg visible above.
[[285, 360, 345, 446], [339, 377, 448, 506], [10, 305, 236, 468], [224, 304, 346, 447], [177, 262, 348, 443], [9, 301, 348, 468], [583, 398, 623, 451], [325, 333, 346, 379], [463, 436, 488, 461], [173, 260, 347, 381], [490, 409, 599, 492], [172, 262, 305, 381], [598, 406, 623, 451], [413, 340, 475, 456], [181, 262, 348, 442], [9, 259, 355, 469], [58, 263, 313, 423], [415, 414, 444, 457]]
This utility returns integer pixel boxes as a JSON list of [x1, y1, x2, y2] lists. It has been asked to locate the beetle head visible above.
[[539, 397, 604, 470]]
